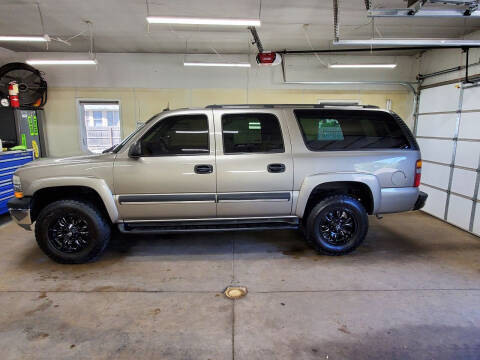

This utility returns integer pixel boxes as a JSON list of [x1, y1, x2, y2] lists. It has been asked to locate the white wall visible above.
[[1, 52, 418, 91], [0, 51, 418, 156]]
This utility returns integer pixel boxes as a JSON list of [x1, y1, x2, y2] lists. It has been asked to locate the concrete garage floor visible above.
[[0, 212, 479, 360]]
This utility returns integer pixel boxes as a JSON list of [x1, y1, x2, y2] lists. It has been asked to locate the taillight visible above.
[[414, 160, 422, 187]]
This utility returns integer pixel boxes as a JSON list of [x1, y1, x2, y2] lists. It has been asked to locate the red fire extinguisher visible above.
[[8, 81, 20, 108]]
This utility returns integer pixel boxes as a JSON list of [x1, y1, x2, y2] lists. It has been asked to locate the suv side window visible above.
[[140, 114, 209, 156], [294, 109, 412, 151], [221, 113, 284, 154]]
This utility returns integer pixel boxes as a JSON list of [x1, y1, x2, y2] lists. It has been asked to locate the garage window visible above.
[[140, 114, 209, 156], [221, 113, 284, 154], [294, 109, 413, 151], [79, 101, 121, 153]]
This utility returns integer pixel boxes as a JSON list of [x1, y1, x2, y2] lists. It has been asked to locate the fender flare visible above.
[[27, 177, 119, 223], [295, 172, 381, 218]]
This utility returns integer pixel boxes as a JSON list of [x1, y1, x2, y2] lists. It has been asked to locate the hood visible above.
[[21, 153, 114, 169]]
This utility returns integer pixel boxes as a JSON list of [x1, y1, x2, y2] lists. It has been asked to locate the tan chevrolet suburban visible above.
[[8, 104, 427, 264]]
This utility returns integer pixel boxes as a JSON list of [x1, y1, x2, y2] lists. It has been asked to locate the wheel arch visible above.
[[29, 178, 118, 223], [295, 173, 380, 219]]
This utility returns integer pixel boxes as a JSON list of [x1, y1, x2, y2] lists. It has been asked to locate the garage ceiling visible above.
[[0, 0, 479, 54]]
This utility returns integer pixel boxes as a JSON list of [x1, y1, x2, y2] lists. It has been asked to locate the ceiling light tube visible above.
[[329, 64, 397, 69], [333, 39, 480, 47], [147, 16, 261, 26], [26, 59, 97, 65], [0, 35, 50, 42], [184, 62, 251, 68], [368, 8, 480, 18]]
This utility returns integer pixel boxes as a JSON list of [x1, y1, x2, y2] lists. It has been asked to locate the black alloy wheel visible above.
[[306, 195, 368, 255], [47, 214, 91, 253], [35, 199, 111, 264], [318, 207, 357, 246]]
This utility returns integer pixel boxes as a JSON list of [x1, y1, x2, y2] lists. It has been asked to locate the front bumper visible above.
[[7, 197, 32, 231], [413, 191, 428, 211]]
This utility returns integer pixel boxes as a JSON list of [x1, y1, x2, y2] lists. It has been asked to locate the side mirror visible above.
[[128, 141, 142, 158]]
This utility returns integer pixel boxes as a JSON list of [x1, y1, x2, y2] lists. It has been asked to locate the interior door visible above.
[[113, 110, 216, 220], [214, 109, 294, 217]]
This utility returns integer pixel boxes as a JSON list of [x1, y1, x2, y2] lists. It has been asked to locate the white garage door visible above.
[[415, 82, 480, 235]]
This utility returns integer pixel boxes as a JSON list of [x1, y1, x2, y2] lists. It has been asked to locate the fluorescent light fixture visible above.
[[184, 62, 251, 68], [333, 39, 480, 47], [0, 35, 49, 42], [147, 16, 261, 26], [368, 8, 480, 18], [329, 64, 397, 69], [26, 59, 97, 65]]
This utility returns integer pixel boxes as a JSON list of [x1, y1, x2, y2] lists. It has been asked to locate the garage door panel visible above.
[[417, 84, 480, 236], [416, 113, 457, 138], [417, 138, 453, 163], [418, 84, 460, 114], [454, 141, 480, 169], [446, 195, 472, 231], [421, 162, 450, 190], [451, 168, 477, 198], [419, 185, 446, 219], [462, 86, 480, 111], [458, 112, 480, 140]]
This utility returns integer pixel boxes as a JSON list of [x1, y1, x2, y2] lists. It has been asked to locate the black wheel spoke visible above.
[[48, 213, 90, 253], [319, 207, 357, 246]]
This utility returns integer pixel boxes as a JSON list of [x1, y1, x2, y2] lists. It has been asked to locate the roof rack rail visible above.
[[317, 102, 379, 109], [205, 104, 380, 109]]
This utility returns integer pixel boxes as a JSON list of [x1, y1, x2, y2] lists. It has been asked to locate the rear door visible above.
[[214, 109, 294, 217]]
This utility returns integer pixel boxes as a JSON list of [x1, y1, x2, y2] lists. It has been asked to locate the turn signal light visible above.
[[414, 160, 422, 187], [14, 191, 23, 199]]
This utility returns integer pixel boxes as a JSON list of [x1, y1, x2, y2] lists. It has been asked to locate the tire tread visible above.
[[305, 194, 368, 256], [35, 199, 110, 264]]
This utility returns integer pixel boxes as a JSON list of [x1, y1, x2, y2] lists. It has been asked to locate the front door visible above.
[[214, 109, 294, 217], [113, 110, 216, 220]]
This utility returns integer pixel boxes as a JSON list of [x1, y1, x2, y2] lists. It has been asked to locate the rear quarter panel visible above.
[[282, 108, 421, 214]]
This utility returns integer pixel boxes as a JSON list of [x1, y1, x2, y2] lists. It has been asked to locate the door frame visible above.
[[113, 108, 218, 220], [212, 108, 295, 216]]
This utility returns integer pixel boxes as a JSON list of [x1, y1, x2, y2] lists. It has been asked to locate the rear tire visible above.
[[35, 200, 111, 264], [305, 195, 368, 255]]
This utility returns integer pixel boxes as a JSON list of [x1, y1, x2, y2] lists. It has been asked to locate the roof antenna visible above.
[[163, 102, 170, 111]]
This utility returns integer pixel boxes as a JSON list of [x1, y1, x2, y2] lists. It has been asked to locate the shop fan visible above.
[[0, 62, 47, 107]]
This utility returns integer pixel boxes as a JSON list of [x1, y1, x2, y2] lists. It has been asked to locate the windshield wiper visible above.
[[102, 145, 117, 153]]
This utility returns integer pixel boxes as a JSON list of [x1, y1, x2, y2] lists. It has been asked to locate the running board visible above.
[[118, 217, 299, 234]]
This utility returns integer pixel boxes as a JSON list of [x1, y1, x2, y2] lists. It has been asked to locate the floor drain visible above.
[[224, 286, 247, 299]]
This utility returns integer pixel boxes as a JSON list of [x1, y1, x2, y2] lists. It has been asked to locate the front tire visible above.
[[35, 200, 111, 264], [306, 195, 368, 255]]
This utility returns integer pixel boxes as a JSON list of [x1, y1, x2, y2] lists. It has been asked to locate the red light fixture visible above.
[[256, 52, 282, 66]]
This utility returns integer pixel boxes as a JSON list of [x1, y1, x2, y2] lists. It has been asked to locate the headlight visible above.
[[12, 175, 23, 198]]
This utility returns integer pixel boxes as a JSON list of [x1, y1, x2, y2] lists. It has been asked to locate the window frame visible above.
[[137, 114, 211, 157], [293, 109, 416, 152], [220, 112, 285, 155], [76, 99, 122, 154]]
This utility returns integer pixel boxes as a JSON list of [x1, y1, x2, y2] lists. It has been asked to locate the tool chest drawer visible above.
[[0, 150, 34, 215]]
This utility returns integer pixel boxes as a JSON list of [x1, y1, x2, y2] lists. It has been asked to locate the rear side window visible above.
[[222, 113, 284, 154], [140, 114, 209, 156], [294, 109, 413, 151]]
